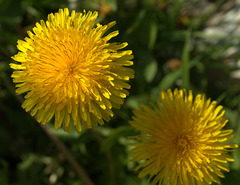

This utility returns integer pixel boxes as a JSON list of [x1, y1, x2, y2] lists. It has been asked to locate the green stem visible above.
[[181, 30, 191, 90]]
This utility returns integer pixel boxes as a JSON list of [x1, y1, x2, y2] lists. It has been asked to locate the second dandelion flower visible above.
[[129, 89, 238, 185]]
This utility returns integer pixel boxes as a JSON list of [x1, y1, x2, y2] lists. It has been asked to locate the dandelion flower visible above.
[[10, 8, 134, 133], [129, 89, 238, 185]]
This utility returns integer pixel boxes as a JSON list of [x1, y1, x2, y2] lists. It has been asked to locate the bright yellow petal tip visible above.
[[129, 89, 238, 185], [10, 8, 134, 133]]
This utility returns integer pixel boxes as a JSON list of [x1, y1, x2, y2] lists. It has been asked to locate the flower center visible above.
[[68, 66, 75, 73], [177, 137, 188, 148], [174, 135, 190, 151], [66, 64, 77, 76]]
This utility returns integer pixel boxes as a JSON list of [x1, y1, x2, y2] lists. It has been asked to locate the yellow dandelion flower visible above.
[[129, 89, 238, 185], [10, 8, 134, 133]]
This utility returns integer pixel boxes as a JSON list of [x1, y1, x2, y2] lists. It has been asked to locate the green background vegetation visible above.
[[1, 0, 240, 184]]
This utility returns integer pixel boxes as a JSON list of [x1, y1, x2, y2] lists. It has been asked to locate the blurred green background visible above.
[[1, 0, 240, 184]]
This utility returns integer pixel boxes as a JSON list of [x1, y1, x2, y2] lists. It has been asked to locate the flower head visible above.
[[10, 8, 134, 133], [129, 89, 238, 185]]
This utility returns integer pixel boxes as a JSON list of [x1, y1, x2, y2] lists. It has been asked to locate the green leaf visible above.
[[106, 0, 118, 11], [126, 9, 146, 35], [100, 126, 139, 152], [125, 94, 151, 110], [232, 149, 240, 170], [144, 59, 158, 82], [216, 92, 227, 105], [168, 0, 181, 29], [153, 57, 200, 92], [18, 154, 39, 171], [148, 20, 158, 50]]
